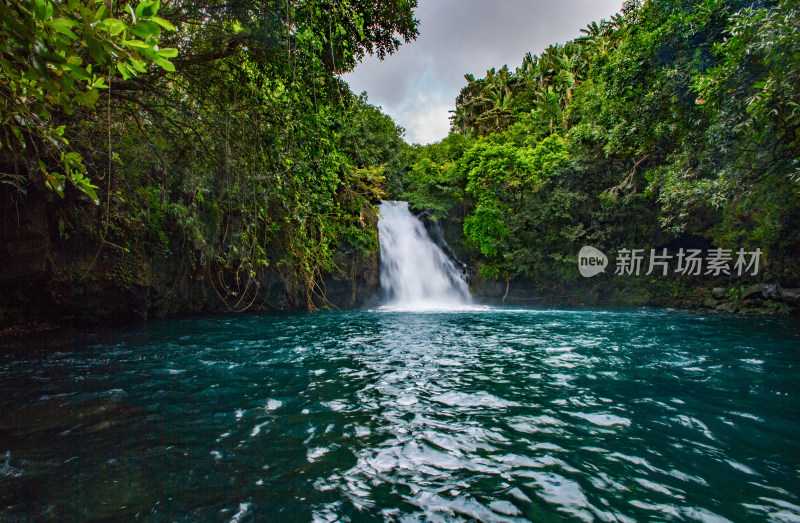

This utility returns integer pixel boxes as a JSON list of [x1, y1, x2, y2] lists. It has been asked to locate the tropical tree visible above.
[[0, 0, 176, 200]]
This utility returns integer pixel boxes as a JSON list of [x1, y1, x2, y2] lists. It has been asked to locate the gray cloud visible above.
[[343, 0, 624, 144]]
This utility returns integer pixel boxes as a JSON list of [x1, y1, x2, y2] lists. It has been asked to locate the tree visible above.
[[1, 0, 421, 315], [1, 0, 176, 200]]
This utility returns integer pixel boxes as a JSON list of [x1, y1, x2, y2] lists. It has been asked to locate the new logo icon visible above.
[[578, 246, 608, 277]]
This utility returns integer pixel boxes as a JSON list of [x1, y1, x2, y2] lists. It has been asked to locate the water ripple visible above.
[[0, 309, 798, 521]]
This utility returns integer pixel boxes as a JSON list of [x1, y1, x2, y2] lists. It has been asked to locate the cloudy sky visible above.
[[342, 0, 624, 144]]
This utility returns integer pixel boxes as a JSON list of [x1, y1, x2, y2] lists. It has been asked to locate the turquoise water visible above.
[[1, 308, 798, 521]]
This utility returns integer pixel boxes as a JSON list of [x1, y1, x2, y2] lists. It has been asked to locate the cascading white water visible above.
[[378, 201, 472, 309]]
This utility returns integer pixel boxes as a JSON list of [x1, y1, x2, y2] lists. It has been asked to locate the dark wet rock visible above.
[[742, 283, 781, 300], [764, 284, 781, 300], [712, 287, 727, 299], [780, 288, 800, 303], [0, 322, 59, 338], [322, 206, 381, 310], [0, 198, 380, 327]]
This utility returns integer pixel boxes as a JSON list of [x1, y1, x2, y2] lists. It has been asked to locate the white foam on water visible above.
[[265, 399, 282, 411]]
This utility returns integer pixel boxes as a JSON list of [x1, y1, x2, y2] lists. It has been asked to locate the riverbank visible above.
[[0, 196, 381, 330], [2, 206, 796, 335], [2, 280, 796, 342], [417, 213, 799, 317], [471, 278, 800, 316]]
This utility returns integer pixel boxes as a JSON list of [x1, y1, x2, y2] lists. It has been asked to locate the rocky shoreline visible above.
[[703, 284, 800, 315], [470, 279, 800, 316]]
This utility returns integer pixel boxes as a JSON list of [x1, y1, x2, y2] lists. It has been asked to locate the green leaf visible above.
[[41, 51, 67, 64], [154, 56, 175, 72], [67, 63, 91, 79], [120, 39, 150, 49], [129, 59, 147, 73], [156, 47, 178, 58], [74, 179, 100, 204], [151, 16, 175, 31], [101, 18, 126, 36], [63, 151, 81, 165], [50, 18, 79, 39], [94, 3, 107, 21], [10, 126, 24, 147], [117, 62, 131, 79], [135, 0, 158, 19], [75, 88, 100, 108], [84, 35, 107, 63], [34, 0, 47, 19], [44, 171, 65, 196], [131, 20, 160, 39], [33, 0, 54, 21]]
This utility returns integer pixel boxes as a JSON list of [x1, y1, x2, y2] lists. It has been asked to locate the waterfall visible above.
[[377, 201, 472, 310]]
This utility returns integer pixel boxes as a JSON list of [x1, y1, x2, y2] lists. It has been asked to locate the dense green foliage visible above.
[[1, 0, 416, 311], [3, 0, 797, 318], [1, 0, 177, 200], [402, 0, 799, 289]]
